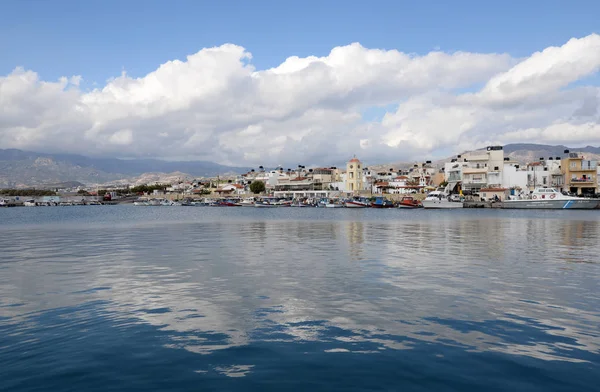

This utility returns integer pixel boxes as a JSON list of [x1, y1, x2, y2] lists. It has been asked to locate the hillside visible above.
[[0, 149, 250, 188]]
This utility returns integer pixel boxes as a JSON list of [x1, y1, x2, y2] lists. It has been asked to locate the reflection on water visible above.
[[0, 208, 599, 391]]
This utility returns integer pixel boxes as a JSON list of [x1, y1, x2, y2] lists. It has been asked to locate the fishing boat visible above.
[[502, 188, 600, 209], [345, 197, 370, 208], [23, 199, 37, 207], [371, 197, 394, 208], [216, 199, 241, 207], [397, 196, 422, 209], [254, 200, 278, 208], [239, 197, 256, 207]]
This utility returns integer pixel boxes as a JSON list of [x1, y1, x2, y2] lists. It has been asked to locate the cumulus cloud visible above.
[[1, 34, 599, 166]]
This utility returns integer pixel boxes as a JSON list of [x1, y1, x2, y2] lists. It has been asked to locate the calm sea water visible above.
[[1, 206, 599, 391]]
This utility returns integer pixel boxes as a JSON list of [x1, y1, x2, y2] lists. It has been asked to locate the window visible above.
[[543, 177, 547, 185], [570, 162, 577, 169], [349, 172, 354, 179], [349, 165, 353, 169]]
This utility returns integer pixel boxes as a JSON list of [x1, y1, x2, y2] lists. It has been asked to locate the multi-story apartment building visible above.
[[459, 146, 505, 193], [561, 152, 598, 195]]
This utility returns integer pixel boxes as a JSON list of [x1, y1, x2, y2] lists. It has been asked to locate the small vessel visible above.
[[345, 197, 370, 208], [371, 197, 394, 208], [398, 196, 423, 209], [216, 199, 241, 207], [254, 200, 278, 207], [502, 188, 600, 209], [325, 201, 345, 208], [422, 191, 463, 209], [133, 198, 150, 206], [239, 197, 256, 207], [290, 199, 313, 207], [23, 199, 37, 207]]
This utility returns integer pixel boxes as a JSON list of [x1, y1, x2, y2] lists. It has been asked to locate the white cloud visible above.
[[1, 34, 599, 166]]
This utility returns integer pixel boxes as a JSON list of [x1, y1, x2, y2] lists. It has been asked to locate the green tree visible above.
[[0, 189, 57, 197], [249, 181, 265, 194]]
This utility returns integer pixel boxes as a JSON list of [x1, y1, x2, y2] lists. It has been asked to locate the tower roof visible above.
[[349, 157, 360, 163]]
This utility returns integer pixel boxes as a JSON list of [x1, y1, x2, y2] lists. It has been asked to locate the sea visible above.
[[1, 206, 599, 391]]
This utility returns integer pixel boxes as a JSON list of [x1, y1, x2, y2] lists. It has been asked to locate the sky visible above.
[[1, 0, 600, 166]]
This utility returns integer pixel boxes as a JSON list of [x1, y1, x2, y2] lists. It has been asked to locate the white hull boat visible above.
[[503, 188, 600, 209], [422, 191, 463, 209], [345, 200, 370, 208]]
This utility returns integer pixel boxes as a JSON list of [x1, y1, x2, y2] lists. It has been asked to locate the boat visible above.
[[398, 196, 423, 209], [216, 199, 241, 207], [371, 197, 394, 208], [0, 198, 14, 207], [345, 197, 370, 208], [422, 191, 464, 209], [239, 197, 256, 207], [23, 199, 37, 207], [254, 200, 278, 207], [502, 188, 600, 209], [290, 199, 313, 207], [133, 199, 150, 206]]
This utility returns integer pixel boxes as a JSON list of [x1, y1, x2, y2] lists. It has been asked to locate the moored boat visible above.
[[239, 197, 256, 207], [398, 196, 423, 209], [503, 188, 600, 209], [216, 199, 241, 207], [345, 197, 370, 208], [422, 191, 463, 209], [371, 197, 394, 208]]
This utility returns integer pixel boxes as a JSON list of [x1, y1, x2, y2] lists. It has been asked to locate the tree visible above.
[[249, 180, 266, 194]]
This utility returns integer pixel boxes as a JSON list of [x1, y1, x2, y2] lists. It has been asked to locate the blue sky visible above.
[[2, 0, 599, 86]]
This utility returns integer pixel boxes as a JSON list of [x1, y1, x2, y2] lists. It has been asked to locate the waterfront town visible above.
[[2, 146, 600, 208]]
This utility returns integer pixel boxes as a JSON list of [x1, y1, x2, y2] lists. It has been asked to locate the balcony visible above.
[[568, 178, 595, 184], [462, 181, 487, 189]]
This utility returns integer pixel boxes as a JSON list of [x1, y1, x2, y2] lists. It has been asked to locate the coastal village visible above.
[[2, 146, 600, 208]]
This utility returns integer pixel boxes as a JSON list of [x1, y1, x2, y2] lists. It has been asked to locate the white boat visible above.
[[345, 197, 370, 208], [0, 198, 12, 207], [255, 203, 278, 208], [133, 199, 150, 206], [23, 199, 37, 207], [422, 191, 463, 209], [503, 188, 600, 209], [239, 197, 256, 207]]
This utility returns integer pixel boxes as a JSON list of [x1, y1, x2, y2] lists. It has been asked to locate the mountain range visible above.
[[2, 144, 600, 188], [0, 149, 250, 188]]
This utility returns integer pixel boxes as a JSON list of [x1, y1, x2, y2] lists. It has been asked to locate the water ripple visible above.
[[1, 207, 599, 391]]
